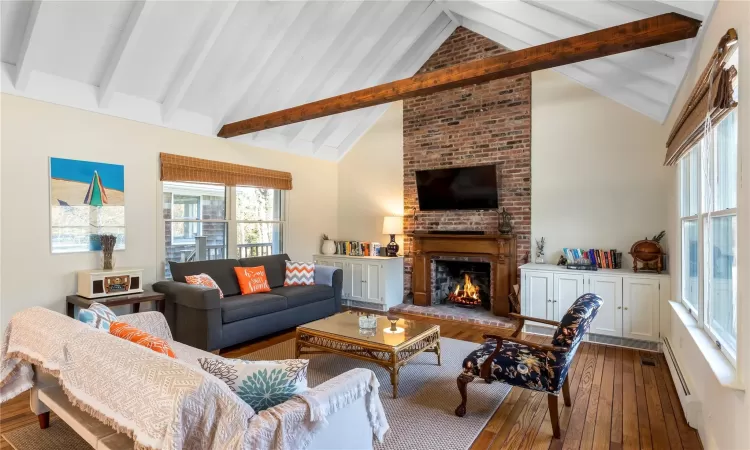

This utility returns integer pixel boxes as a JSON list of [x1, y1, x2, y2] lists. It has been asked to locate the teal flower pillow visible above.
[[78, 302, 117, 331], [198, 357, 308, 411]]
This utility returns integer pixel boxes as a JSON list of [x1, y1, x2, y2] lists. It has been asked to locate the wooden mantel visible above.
[[409, 233, 517, 317]]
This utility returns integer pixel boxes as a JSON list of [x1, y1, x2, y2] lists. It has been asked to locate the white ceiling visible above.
[[0, 0, 715, 161]]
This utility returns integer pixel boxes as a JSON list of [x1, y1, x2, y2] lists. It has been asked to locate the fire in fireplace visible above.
[[448, 273, 483, 308], [432, 259, 491, 309]]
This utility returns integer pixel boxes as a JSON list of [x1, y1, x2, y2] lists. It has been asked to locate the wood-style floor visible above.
[[0, 315, 701, 450]]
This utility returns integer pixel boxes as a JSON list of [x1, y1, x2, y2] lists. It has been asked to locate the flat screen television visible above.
[[415, 164, 499, 211]]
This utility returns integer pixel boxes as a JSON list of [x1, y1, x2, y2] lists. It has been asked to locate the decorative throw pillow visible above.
[[198, 357, 308, 411], [78, 302, 117, 331], [234, 266, 271, 295], [109, 321, 176, 358], [185, 273, 224, 299], [284, 262, 315, 286]]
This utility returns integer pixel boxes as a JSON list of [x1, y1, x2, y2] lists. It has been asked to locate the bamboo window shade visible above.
[[665, 29, 739, 166], [159, 153, 292, 190]]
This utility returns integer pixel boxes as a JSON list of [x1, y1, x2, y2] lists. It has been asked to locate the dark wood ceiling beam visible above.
[[218, 13, 701, 138]]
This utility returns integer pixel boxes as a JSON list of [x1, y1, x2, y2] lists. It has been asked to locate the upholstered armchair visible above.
[[455, 293, 603, 439]]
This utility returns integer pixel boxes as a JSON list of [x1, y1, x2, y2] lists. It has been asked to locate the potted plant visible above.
[[321, 234, 335, 255]]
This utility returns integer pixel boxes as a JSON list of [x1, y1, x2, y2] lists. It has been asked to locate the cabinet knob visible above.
[[548, 299, 552, 303], [624, 307, 629, 311], [617, 306, 622, 310]]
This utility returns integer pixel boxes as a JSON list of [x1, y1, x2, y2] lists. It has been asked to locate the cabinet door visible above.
[[622, 278, 660, 342], [553, 273, 584, 321], [348, 261, 365, 301], [586, 275, 622, 337], [339, 262, 353, 299], [364, 263, 382, 303], [524, 271, 554, 321]]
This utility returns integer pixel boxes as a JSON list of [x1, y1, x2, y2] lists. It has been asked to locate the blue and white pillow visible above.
[[198, 357, 308, 411], [78, 302, 117, 331]]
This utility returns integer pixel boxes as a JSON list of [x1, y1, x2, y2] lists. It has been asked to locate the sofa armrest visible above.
[[152, 280, 222, 351], [152, 281, 221, 310], [314, 265, 343, 311], [117, 311, 173, 340]]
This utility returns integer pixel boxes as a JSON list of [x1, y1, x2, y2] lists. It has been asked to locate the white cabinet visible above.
[[553, 273, 584, 320], [623, 277, 660, 341], [587, 275, 623, 337], [525, 271, 553, 321], [520, 264, 668, 345], [313, 255, 403, 311]]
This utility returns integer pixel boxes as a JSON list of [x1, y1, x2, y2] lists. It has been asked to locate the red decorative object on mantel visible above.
[[448, 274, 483, 308]]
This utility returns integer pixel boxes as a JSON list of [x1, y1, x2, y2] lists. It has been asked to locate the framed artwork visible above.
[[49, 157, 125, 253]]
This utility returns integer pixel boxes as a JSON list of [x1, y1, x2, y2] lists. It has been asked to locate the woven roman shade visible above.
[[665, 29, 738, 166], [160, 153, 292, 190]]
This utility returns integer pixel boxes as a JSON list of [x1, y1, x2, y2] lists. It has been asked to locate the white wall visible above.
[[0, 94, 338, 329], [663, 1, 750, 448], [530, 70, 671, 268], [337, 103, 404, 249]]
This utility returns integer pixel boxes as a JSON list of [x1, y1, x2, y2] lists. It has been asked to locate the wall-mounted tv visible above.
[[415, 164, 499, 211]]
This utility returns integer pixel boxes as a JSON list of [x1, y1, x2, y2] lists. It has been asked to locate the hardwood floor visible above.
[[0, 315, 701, 450]]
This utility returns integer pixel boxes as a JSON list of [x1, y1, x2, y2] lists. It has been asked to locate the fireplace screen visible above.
[[432, 259, 491, 309]]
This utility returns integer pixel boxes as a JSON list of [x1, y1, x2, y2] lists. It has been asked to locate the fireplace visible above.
[[432, 259, 491, 309], [408, 233, 517, 316]]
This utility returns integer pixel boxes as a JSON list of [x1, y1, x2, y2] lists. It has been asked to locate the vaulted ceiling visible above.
[[1, 1, 714, 161]]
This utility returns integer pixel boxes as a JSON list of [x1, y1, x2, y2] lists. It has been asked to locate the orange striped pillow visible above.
[[109, 322, 176, 358]]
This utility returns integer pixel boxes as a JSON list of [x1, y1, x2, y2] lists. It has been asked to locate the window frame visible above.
[[158, 182, 288, 279], [679, 112, 738, 366]]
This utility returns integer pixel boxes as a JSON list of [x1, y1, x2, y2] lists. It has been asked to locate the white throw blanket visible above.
[[1, 307, 390, 450], [1, 307, 89, 403]]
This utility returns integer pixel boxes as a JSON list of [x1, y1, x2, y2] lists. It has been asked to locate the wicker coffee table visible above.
[[295, 312, 441, 398]]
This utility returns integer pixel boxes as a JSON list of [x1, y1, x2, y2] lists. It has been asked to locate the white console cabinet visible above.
[[313, 255, 404, 311], [520, 264, 669, 345]]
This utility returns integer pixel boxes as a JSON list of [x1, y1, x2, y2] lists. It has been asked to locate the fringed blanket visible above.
[[1, 307, 89, 403], [1, 307, 389, 450]]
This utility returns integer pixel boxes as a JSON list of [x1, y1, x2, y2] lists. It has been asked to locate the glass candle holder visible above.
[[358, 314, 377, 330]]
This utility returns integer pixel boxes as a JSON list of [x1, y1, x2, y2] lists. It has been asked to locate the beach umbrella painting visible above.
[[83, 170, 109, 206]]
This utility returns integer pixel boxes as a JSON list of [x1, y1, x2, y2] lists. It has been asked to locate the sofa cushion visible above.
[[109, 321, 176, 358], [269, 285, 334, 308], [169, 259, 241, 297], [221, 294, 287, 324], [78, 302, 118, 331], [239, 254, 290, 288]]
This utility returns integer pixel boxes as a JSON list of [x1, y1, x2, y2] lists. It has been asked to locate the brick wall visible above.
[[403, 26, 531, 294]]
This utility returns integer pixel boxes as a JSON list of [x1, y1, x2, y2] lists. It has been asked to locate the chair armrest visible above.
[[152, 281, 221, 310], [117, 311, 173, 340], [508, 313, 560, 327], [483, 333, 568, 353]]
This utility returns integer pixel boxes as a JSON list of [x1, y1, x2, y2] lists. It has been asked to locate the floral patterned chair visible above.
[[454, 293, 603, 439]]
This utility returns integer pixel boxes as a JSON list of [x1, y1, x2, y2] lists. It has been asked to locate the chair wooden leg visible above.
[[38, 412, 50, 429], [455, 373, 474, 417], [548, 395, 560, 438], [562, 377, 572, 407]]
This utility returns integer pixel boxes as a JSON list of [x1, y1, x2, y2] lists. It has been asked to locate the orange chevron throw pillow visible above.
[[284, 262, 315, 286], [109, 322, 176, 358], [234, 266, 271, 295]]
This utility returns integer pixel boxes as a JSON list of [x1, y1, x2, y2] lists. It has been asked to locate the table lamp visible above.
[[382, 216, 403, 257]]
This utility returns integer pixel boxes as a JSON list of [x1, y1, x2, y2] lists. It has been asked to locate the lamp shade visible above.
[[382, 216, 403, 235]]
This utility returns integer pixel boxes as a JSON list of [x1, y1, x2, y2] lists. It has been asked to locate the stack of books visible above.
[[563, 248, 621, 269], [334, 241, 382, 256]]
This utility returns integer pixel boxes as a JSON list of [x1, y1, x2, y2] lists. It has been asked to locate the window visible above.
[[679, 109, 738, 363], [162, 182, 286, 278]]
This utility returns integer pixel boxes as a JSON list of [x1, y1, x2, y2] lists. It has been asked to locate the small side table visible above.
[[66, 291, 166, 318]]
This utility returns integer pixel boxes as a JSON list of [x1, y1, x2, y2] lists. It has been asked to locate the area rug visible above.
[[242, 337, 510, 450], [2, 417, 88, 450], [2, 337, 509, 450]]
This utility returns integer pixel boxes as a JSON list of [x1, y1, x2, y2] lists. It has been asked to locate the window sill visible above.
[[669, 301, 744, 391]]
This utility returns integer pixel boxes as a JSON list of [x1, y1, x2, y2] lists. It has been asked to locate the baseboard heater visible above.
[[663, 337, 690, 395]]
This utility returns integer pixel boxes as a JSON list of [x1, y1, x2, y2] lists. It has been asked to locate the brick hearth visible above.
[[402, 26, 531, 297]]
